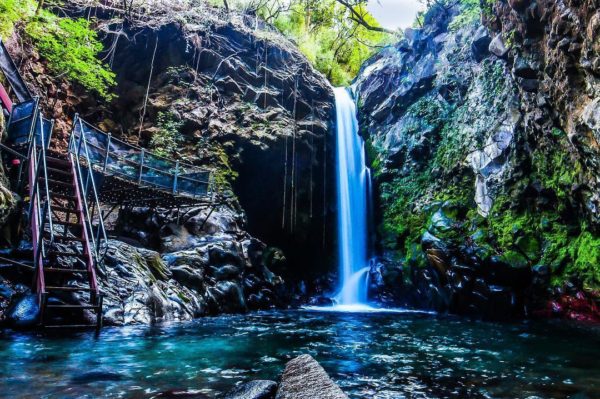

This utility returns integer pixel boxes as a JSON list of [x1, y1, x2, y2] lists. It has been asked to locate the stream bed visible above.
[[1, 310, 599, 398]]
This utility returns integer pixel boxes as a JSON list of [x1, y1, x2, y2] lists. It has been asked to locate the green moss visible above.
[[0, 0, 115, 99], [146, 254, 170, 281], [26, 15, 116, 99], [0, 0, 33, 40], [531, 135, 581, 204], [484, 192, 599, 288], [567, 230, 600, 289], [435, 61, 509, 171], [448, 0, 481, 31], [379, 168, 430, 250], [365, 138, 383, 178], [447, 0, 495, 32], [499, 250, 529, 268], [207, 144, 238, 191]]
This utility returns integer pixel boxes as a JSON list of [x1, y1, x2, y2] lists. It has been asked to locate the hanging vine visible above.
[[137, 34, 159, 142]]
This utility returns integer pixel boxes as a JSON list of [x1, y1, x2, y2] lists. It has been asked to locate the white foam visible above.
[[302, 304, 436, 315]]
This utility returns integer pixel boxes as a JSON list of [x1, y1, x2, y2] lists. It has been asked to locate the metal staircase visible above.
[[5, 99, 105, 329], [0, 40, 212, 330]]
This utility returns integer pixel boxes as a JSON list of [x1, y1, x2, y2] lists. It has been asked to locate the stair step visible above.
[[44, 267, 88, 274], [48, 250, 87, 259], [45, 234, 85, 243], [46, 286, 93, 292], [52, 205, 79, 214], [47, 192, 78, 201], [46, 304, 98, 310], [45, 156, 70, 167], [46, 167, 73, 178], [53, 220, 81, 228], [41, 178, 73, 188]]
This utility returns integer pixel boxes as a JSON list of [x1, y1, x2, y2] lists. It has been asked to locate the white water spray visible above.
[[333, 87, 370, 306]]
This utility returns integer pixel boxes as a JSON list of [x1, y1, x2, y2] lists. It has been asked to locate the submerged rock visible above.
[[71, 369, 124, 384], [6, 293, 39, 328], [276, 355, 348, 399], [222, 380, 277, 399]]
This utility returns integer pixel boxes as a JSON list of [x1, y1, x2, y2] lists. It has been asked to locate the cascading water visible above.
[[333, 87, 371, 308]]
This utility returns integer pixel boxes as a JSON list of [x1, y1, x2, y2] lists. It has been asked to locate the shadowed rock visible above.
[[276, 355, 348, 399]]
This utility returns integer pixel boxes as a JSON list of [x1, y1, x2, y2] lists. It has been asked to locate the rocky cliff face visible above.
[[76, 6, 336, 288], [0, 3, 335, 326], [356, 1, 599, 321], [99, 18, 336, 284]]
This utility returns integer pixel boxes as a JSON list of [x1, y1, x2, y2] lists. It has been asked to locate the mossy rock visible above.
[[515, 233, 541, 261], [499, 250, 529, 269]]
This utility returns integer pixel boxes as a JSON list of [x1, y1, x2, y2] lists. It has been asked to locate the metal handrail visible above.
[[70, 117, 213, 198], [69, 132, 212, 182], [18, 102, 54, 304], [70, 115, 108, 264], [28, 116, 54, 246]]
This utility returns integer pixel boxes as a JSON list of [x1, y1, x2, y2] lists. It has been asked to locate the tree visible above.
[[269, 0, 394, 85]]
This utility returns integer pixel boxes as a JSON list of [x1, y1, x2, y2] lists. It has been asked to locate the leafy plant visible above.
[[26, 16, 116, 100], [151, 112, 183, 157], [448, 0, 481, 31], [271, 0, 394, 85]]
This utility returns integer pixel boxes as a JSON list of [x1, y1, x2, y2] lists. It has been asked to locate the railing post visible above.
[[71, 114, 80, 154], [138, 149, 145, 185], [103, 133, 111, 172], [77, 123, 84, 158], [173, 161, 179, 194]]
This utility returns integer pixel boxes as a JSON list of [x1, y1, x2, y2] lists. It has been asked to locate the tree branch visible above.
[[334, 0, 393, 33]]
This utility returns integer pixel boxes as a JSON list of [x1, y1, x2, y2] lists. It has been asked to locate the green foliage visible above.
[[151, 112, 183, 157], [417, 0, 495, 32], [0, 0, 115, 99], [531, 138, 581, 205], [0, 0, 32, 40], [26, 15, 116, 99], [504, 29, 517, 48], [567, 231, 600, 289], [210, 144, 239, 190], [271, 0, 393, 86], [448, 0, 481, 31]]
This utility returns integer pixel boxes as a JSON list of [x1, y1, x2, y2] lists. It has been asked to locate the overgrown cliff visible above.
[[0, 1, 336, 326], [357, 0, 599, 321]]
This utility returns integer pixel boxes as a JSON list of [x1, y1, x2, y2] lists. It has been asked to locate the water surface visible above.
[[1, 311, 599, 398]]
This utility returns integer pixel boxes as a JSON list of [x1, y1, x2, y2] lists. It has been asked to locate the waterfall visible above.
[[333, 87, 370, 306]]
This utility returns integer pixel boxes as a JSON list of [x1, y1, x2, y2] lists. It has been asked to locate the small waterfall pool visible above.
[[1, 311, 599, 398]]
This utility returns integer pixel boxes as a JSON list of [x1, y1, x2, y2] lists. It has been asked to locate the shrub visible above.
[[26, 15, 116, 100], [151, 112, 183, 157]]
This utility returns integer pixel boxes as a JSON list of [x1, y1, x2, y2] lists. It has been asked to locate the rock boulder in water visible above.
[[222, 380, 277, 399], [7, 294, 39, 328], [276, 355, 348, 399]]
